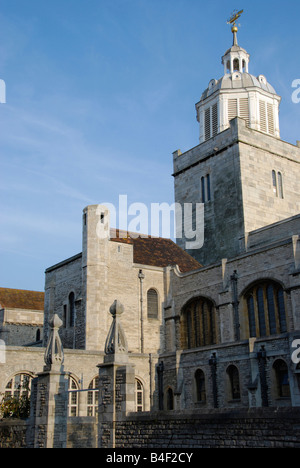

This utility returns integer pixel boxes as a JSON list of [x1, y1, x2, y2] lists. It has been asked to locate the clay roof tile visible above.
[[110, 230, 201, 273], [0, 288, 44, 311]]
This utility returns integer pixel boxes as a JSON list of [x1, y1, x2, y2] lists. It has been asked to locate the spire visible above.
[[227, 9, 244, 46], [232, 24, 239, 46], [222, 10, 249, 75]]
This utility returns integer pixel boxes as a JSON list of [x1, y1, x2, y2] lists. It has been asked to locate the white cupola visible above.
[[196, 22, 281, 143]]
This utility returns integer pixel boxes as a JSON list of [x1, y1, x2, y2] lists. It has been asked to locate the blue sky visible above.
[[0, 0, 300, 291]]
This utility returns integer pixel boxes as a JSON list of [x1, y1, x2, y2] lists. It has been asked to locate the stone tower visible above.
[[174, 22, 300, 266], [82, 204, 111, 350]]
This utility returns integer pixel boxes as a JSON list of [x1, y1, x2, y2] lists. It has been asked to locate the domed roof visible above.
[[223, 44, 249, 57], [200, 72, 277, 101]]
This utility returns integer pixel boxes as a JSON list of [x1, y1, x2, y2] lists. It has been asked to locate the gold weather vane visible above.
[[227, 9, 244, 28], [227, 9, 244, 45]]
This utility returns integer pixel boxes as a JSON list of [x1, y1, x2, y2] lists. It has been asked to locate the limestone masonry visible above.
[[1, 21, 300, 448]]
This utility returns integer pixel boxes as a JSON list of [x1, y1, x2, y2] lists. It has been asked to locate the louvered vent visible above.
[[239, 98, 250, 126], [259, 100, 267, 133], [205, 108, 211, 141], [267, 103, 275, 135], [212, 103, 218, 137], [228, 99, 238, 122]]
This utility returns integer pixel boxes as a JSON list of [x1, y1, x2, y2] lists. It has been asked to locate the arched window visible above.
[[247, 295, 256, 338], [87, 376, 99, 416], [227, 365, 241, 401], [4, 373, 33, 400], [2, 373, 33, 419], [233, 58, 240, 71], [206, 174, 211, 201], [36, 329, 41, 342], [69, 292, 75, 327], [181, 297, 217, 350], [68, 376, 79, 417], [201, 174, 212, 203], [273, 360, 290, 399], [244, 281, 287, 338], [272, 170, 278, 196], [257, 287, 267, 337], [278, 172, 284, 199], [147, 289, 158, 319], [63, 305, 67, 328], [272, 170, 284, 198], [135, 379, 144, 412], [201, 177, 206, 203], [195, 369, 206, 403]]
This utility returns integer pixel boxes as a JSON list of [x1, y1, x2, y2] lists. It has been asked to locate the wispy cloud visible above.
[[0, 208, 79, 237]]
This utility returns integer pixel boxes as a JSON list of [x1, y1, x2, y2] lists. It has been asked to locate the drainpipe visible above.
[[231, 270, 240, 341], [73, 304, 77, 350], [157, 361, 164, 410], [149, 353, 153, 410], [209, 353, 218, 409], [138, 269, 145, 354]]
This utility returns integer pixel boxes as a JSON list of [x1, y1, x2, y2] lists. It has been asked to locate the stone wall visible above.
[[160, 335, 296, 411], [238, 121, 300, 235], [82, 205, 166, 354], [244, 214, 300, 253], [0, 308, 44, 347], [114, 408, 300, 448], [2, 409, 300, 448], [1, 323, 42, 347], [67, 417, 97, 448], [173, 119, 244, 266], [0, 347, 158, 417], [166, 238, 297, 350], [173, 117, 300, 266], [0, 418, 97, 449], [161, 236, 300, 411], [44, 253, 83, 349], [0, 420, 27, 448], [44, 205, 166, 356]]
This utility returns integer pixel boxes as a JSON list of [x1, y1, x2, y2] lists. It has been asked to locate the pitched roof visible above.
[[0, 288, 44, 311], [110, 229, 201, 273]]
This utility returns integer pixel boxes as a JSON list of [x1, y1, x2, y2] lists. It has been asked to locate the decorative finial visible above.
[[109, 299, 124, 318], [44, 314, 64, 369], [105, 300, 128, 357], [227, 9, 244, 45]]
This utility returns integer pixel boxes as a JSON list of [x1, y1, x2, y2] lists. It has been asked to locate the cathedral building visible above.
[[1, 20, 300, 427]]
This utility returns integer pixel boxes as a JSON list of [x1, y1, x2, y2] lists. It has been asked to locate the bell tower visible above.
[[174, 12, 300, 266], [196, 11, 281, 143]]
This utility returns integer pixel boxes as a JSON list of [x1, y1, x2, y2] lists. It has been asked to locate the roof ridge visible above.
[[0, 287, 44, 294], [110, 227, 163, 240]]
